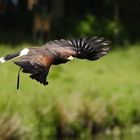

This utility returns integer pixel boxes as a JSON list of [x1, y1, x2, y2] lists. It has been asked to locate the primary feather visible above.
[[45, 36, 111, 60]]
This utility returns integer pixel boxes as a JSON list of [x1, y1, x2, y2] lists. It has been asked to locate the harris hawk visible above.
[[0, 36, 111, 89]]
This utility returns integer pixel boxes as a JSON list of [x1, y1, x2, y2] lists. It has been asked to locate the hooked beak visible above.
[[67, 56, 74, 60]]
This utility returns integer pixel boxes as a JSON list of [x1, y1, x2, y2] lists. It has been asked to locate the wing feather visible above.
[[46, 36, 111, 60], [74, 36, 111, 60]]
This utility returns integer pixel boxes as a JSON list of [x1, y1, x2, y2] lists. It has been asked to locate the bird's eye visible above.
[[63, 55, 69, 59]]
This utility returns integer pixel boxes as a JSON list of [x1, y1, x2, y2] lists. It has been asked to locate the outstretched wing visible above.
[[69, 36, 111, 60], [46, 36, 111, 60]]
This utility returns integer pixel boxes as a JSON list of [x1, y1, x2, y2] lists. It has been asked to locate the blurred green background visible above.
[[0, 0, 140, 140]]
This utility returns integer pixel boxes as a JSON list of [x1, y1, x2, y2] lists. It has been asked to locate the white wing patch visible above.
[[19, 48, 30, 56]]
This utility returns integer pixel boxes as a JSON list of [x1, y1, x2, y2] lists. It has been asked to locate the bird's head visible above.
[[64, 55, 74, 61], [59, 51, 75, 62], [60, 54, 74, 63], [53, 53, 74, 65]]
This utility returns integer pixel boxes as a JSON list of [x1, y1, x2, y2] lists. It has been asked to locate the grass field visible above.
[[0, 44, 140, 139]]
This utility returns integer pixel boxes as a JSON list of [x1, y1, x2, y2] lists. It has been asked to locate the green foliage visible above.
[[0, 44, 140, 139], [106, 20, 123, 40], [71, 14, 124, 44], [77, 15, 99, 36]]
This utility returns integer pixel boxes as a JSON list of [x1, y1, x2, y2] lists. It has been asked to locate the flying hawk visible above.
[[0, 36, 111, 89]]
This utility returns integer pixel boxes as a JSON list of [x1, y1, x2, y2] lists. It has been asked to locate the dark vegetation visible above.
[[0, 0, 140, 44]]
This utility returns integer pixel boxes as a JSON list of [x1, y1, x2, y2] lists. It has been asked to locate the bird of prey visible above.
[[0, 36, 111, 89]]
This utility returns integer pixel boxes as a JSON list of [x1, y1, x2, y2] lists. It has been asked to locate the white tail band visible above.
[[0, 57, 6, 63]]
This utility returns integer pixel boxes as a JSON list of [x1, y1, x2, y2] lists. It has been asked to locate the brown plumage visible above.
[[0, 36, 111, 89]]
